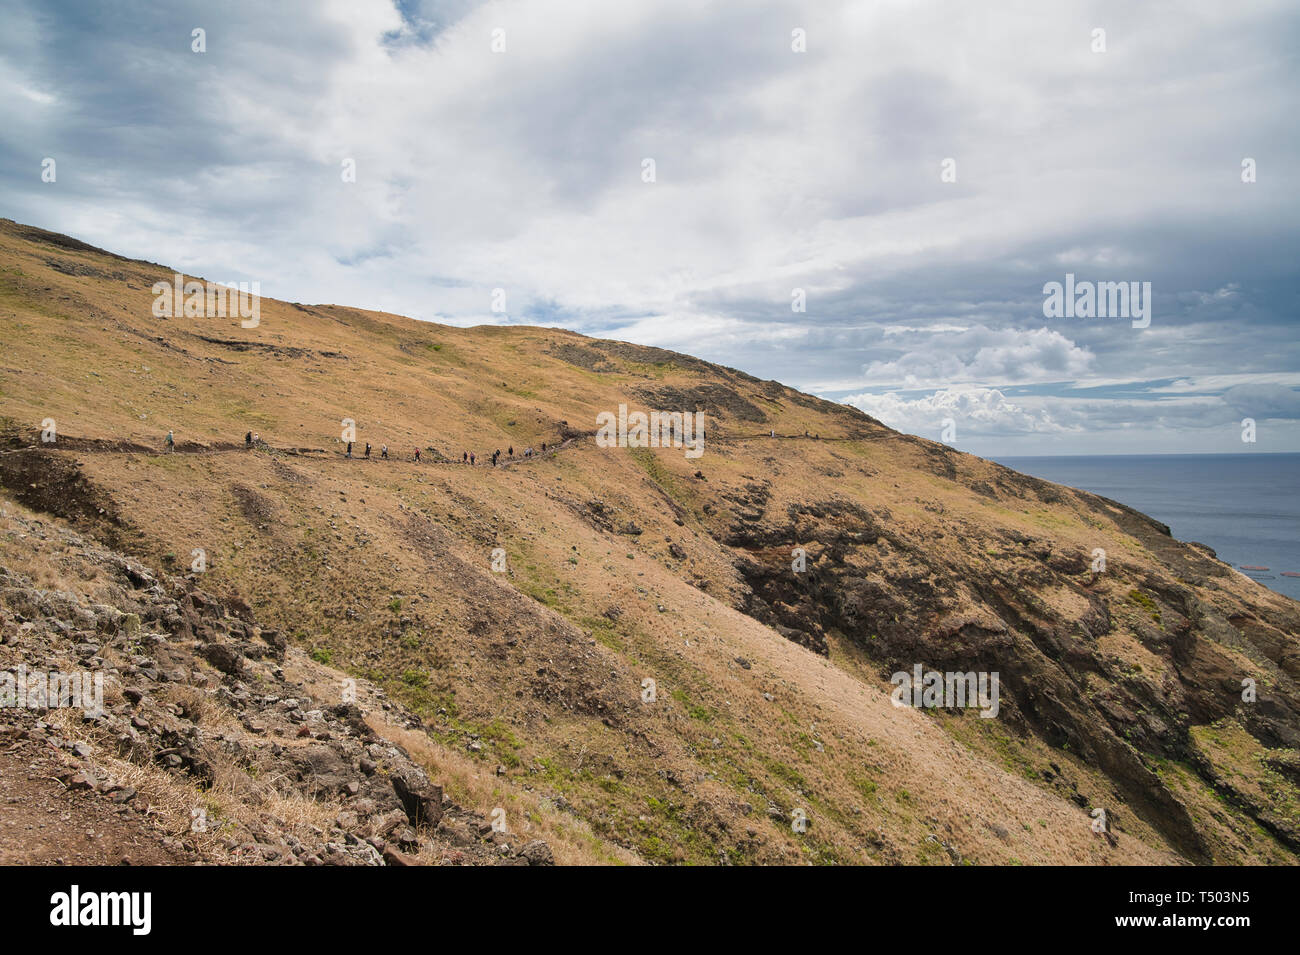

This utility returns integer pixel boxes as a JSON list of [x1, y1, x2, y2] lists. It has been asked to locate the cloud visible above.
[[1, 0, 1296, 453], [1222, 383, 1300, 419], [841, 387, 1065, 440], [839, 380, 1300, 457], [860, 325, 1094, 388]]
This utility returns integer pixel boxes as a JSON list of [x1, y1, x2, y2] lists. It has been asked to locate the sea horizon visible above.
[[990, 450, 1299, 458], [993, 450, 1298, 456], [995, 452, 1300, 601]]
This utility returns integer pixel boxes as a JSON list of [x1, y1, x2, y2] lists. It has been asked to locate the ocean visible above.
[[994, 453, 1300, 602]]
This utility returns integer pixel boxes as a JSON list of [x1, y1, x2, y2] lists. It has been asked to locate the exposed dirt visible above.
[[0, 741, 187, 865]]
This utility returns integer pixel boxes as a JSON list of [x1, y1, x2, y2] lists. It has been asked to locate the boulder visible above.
[[392, 773, 444, 829], [517, 840, 554, 866], [199, 642, 244, 677]]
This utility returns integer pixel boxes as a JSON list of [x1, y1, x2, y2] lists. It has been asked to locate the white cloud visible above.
[[841, 387, 1065, 439], [1152, 373, 1300, 393], [1222, 383, 1300, 419], [860, 325, 1094, 388]]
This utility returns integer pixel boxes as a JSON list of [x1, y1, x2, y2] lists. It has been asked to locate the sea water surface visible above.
[[994, 453, 1300, 602]]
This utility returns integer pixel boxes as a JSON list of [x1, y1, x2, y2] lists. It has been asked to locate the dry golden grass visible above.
[[3, 219, 1297, 865]]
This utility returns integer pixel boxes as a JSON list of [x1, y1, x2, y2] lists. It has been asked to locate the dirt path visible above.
[[727, 430, 879, 443], [0, 732, 191, 865], [1, 432, 581, 470], [4, 428, 883, 465]]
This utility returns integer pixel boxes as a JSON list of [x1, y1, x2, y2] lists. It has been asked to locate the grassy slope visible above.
[[1, 217, 1296, 865]]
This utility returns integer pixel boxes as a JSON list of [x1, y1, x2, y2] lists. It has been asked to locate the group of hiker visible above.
[[351, 441, 544, 466], [218, 429, 551, 467], [177, 427, 808, 459], [342, 440, 391, 460], [174, 426, 812, 459], [461, 443, 543, 466]]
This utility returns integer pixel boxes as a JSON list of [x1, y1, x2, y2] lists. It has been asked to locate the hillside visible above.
[[1, 217, 1298, 865]]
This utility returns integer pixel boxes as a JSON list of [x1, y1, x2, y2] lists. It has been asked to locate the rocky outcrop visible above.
[[719, 493, 1300, 859], [0, 511, 551, 866]]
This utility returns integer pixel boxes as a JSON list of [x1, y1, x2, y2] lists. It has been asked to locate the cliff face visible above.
[[1, 217, 1297, 865], [722, 459, 1300, 859]]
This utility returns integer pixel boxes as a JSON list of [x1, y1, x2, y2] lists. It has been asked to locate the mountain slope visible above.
[[1, 217, 1297, 864]]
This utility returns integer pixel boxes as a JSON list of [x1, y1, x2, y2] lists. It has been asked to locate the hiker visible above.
[[364, 442, 371, 459], [381, 445, 388, 459], [165, 430, 175, 452], [492, 450, 499, 467], [541, 442, 546, 453], [414, 448, 421, 462], [245, 431, 252, 447], [253, 432, 260, 445], [346, 441, 353, 459], [463, 451, 468, 464], [508, 446, 513, 457], [470, 452, 476, 465], [770, 429, 774, 438]]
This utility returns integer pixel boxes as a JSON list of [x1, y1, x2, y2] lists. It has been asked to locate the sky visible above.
[[2, 0, 1297, 456]]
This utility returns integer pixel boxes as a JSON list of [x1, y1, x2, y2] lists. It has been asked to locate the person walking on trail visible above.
[[165, 430, 175, 452], [492, 450, 499, 467], [462, 451, 468, 464], [541, 442, 547, 453], [346, 441, 353, 459], [470, 452, 476, 465], [508, 446, 513, 458], [381, 445, 388, 459], [414, 448, 421, 463], [364, 442, 371, 459], [253, 432, 260, 445], [770, 429, 775, 438], [245, 431, 253, 447]]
